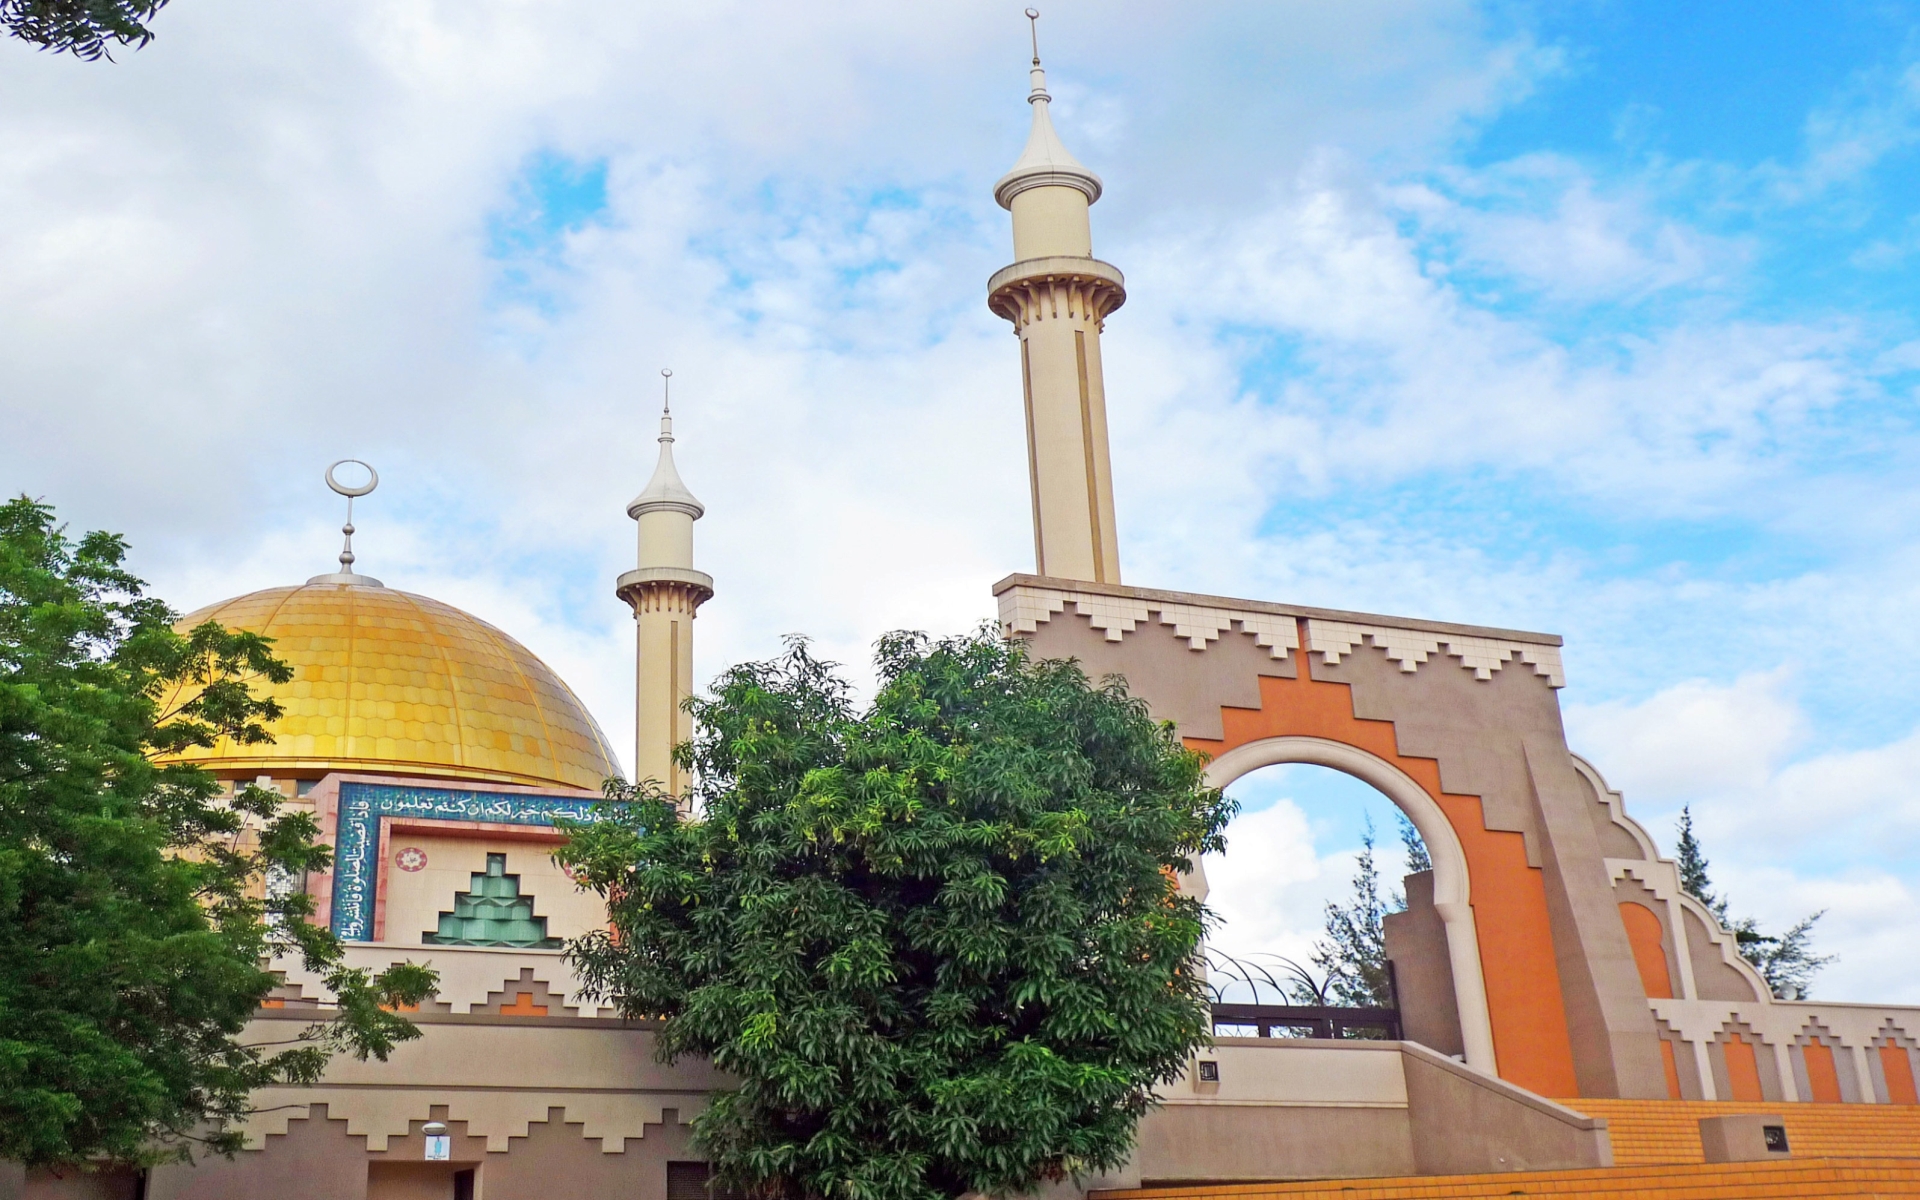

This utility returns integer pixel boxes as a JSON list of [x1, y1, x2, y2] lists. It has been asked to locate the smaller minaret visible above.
[[616, 370, 713, 797]]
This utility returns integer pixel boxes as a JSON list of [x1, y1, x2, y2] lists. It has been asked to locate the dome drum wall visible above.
[[165, 583, 622, 793]]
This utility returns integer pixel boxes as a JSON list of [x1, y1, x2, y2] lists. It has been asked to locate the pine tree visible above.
[[1397, 811, 1431, 875], [1309, 818, 1395, 1008], [1672, 806, 1832, 1000], [1675, 806, 1723, 918]]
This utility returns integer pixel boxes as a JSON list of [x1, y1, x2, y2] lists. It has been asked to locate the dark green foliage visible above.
[[560, 632, 1234, 1200], [1308, 817, 1394, 1008], [1674, 805, 1832, 1000], [1, 0, 167, 60], [0, 497, 436, 1169], [1674, 806, 1717, 911]]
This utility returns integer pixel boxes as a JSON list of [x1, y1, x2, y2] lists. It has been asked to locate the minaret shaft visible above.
[[629, 582, 700, 795], [1016, 286, 1120, 583], [617, 395, 711, 799], [989, 44, 1125, 584]]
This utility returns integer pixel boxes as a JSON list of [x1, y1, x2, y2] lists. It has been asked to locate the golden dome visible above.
[[167, 581, 622, 792]]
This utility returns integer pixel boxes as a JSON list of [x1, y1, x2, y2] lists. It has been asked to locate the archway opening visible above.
[[1204, 764, 1441, 1042], [1206, 764, 1425, 992], [1195, 737, 1497, 1071]]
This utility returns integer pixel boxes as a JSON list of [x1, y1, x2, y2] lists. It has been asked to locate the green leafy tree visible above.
[[0, 497, 436, 1170], [1673, 806, 1832, 1000], [1, 0, 168, 60], [1308, 818, 1395, 1008], [560, 632, 1234, 1200]]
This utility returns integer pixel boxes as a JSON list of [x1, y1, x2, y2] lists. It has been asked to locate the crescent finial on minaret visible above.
[[994, 8, 1103, 210], [616, 368, 713, 798], [987, 13, 1126, 585]]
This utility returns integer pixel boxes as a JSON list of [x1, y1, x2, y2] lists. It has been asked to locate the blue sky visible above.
[[1, 0, 1917, 999]]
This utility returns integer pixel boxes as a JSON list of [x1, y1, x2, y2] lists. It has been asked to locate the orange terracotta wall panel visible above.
[[1724, 1034, 1765, 1102], [1184, 623, 1580, 1098], [1660, 1038, 1683, 1100], [497, 993, 548, 1017], [1882, 1045, 1919, 1105], [1618, 901, 1673, 1000], [1804, 1041, 1843, 1103]]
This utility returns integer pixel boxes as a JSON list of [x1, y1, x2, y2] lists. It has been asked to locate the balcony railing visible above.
[[1211, 1002, 1402, 1041]]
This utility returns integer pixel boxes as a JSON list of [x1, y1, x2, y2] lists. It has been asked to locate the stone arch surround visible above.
[[1201, 736, 1499, 1076], [998, 573, 1673, 1101]]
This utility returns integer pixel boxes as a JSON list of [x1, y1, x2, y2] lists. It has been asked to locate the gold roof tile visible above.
[[160, 583, 621, 791]]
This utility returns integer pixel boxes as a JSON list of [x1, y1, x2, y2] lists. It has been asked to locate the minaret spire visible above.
[[988, 9, 1124, 584], [616, 368, 713, 798]]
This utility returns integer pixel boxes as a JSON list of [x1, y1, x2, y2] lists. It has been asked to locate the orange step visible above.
[[1094, 1156, 1920, 1200], [1568, 1099, 1920, 1166]]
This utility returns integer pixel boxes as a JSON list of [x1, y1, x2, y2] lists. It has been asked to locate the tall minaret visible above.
[[987, 10, 1126, 584], [616, 370, 713, 796]]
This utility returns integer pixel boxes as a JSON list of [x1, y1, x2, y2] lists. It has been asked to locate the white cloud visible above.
[[1571, 675, 1920, 1002], [1202, 799, 1333, 964], [1387, 156, 1737, 302], [1566, 669, 1806, 801], [4, 0, 1920, 1007]]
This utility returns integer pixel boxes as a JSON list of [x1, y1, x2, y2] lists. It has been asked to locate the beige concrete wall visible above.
[[148, 1102, 371, 1200], [148, 1102, 705, 1200], [468, 1107, 700, 1200], [232, 1013, 728, 1151], [273, 944, 608, 1015], [1175, 1041, 1408, 1106], [1400, 1043, 1612, 1174], [1019, 607, 1295, 742], [365, 1163, 454, 1200], [1384, 870, 1464, 1058], [1316, 641, 1666, 1099], [1091, 1040, 1611, 1191], [1131, 1105, 1415, 1184], [1682, 907, 1764, 1002], [20, 1171, 139, 1200], [380, 834, 599, 947], [998, 576, 1668, 1099]]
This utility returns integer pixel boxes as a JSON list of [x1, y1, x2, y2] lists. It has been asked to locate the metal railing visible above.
[[1210, 1002, 1402, 1041]]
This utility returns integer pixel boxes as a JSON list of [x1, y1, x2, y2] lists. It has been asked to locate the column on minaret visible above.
[[616, 398, 713, 797], [987, 38, 1125, 585]]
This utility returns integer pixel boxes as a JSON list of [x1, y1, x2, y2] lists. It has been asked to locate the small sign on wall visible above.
[[423, 1121, 450, 1161]]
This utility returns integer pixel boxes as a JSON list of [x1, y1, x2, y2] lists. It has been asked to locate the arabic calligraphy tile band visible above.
[[329, 781, 609, 941]]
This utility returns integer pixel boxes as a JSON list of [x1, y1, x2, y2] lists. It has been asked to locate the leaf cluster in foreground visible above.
[[561, 631, 1234, 1200]]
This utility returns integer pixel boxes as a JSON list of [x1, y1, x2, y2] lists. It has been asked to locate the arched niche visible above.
[[1202, 734, 1499, 1075]]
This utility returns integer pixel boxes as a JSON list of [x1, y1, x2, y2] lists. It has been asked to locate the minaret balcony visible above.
[[615, 566, 715, 612], [987, 255, 1127, 329]]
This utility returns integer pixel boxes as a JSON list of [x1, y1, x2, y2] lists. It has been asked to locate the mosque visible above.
[[32, 22, 1920, 1200]]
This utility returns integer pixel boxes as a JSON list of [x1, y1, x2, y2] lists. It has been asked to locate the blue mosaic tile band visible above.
[[329, 781, 610, 941]]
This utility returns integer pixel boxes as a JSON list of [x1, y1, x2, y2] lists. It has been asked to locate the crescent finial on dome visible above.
[[310, 459, 385, 587]]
